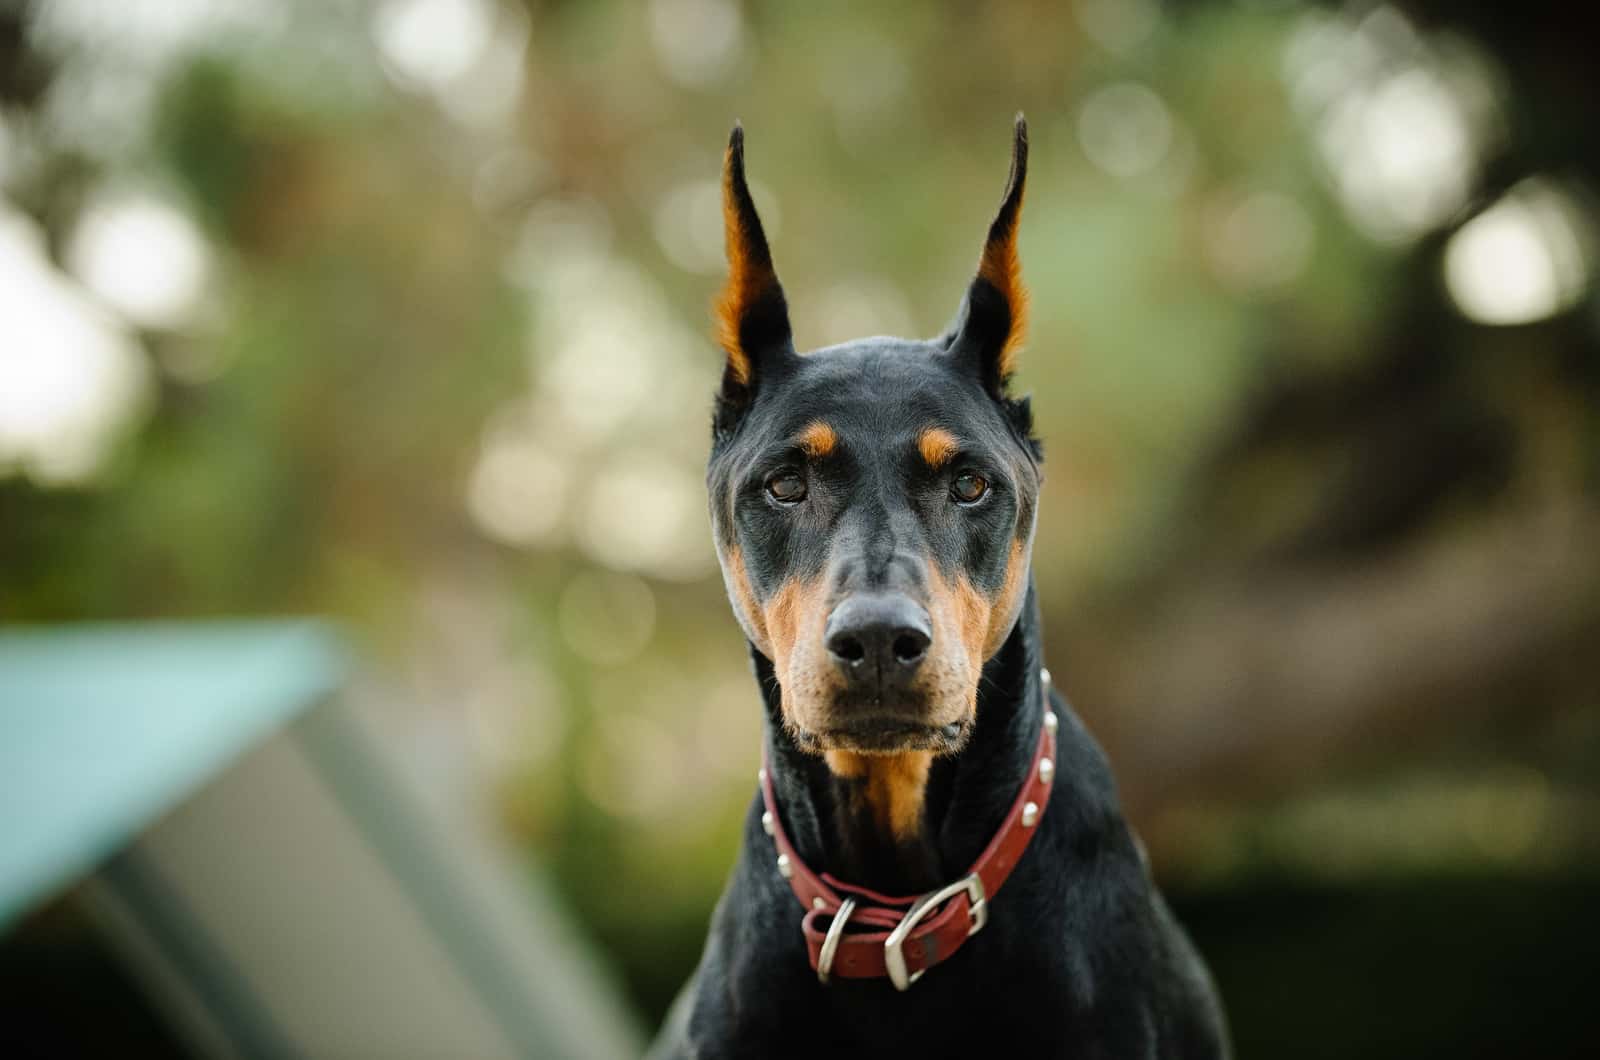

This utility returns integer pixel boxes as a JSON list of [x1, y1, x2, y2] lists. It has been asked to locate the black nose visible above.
[[825, 594, 933, 679]]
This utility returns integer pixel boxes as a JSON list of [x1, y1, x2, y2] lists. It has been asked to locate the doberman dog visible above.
[[649, 116, 1229, 1059]]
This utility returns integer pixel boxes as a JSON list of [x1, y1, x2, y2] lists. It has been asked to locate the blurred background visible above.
[[1, 0, 1598, 1056]]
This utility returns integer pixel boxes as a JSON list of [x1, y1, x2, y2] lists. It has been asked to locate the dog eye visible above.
[[766, 470, 808, 504], [951, 471, 988, 505]]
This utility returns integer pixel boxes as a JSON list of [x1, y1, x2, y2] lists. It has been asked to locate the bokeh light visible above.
[[1444, 178, 1594, 325], [66, 191, 210, 329], [0, 206, 148, 483]]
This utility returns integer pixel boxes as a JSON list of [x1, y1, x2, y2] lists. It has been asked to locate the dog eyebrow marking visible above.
[[796, 421, 838, 458], [917, 427, 960, 469]]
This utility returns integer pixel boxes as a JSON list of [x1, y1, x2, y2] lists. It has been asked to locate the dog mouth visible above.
[[796, 715, 969, 754]]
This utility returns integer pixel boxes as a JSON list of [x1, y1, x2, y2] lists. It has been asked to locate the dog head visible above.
[[707, 117, 1042, 761]]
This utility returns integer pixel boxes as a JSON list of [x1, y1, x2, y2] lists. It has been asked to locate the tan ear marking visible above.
[[917, 427, 960, 469], [715, 124, 781, 386], [976, 114, 1029, 380]]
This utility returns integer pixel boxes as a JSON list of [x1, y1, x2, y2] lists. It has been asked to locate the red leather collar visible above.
[[758, 669, 1059, 990]]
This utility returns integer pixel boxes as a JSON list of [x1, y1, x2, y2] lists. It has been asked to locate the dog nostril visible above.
[[892, 630, 930, 664], [829, 634, 866, 664], [824, 595, 932, 675]]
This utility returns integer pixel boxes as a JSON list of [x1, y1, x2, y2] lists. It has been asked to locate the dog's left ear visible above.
[[944, 114, 1029, 396], [714, 124, 797, 441]]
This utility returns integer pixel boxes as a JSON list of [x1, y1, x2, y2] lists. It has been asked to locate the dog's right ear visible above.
[[713, 124, 796, 441]]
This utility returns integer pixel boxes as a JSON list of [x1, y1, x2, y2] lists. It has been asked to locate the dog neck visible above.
[[755, 583, 1048, 895]]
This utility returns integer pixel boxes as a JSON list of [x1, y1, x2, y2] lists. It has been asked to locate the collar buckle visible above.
[[882, 872, 987, 991], [815, 897, 858, 985]]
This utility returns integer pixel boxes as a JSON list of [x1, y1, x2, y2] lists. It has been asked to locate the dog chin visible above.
[[792, 715, 971, 755]]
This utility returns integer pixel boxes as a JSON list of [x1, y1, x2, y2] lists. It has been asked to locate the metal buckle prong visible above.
[[816, 897, 857, 986], [882, 873, 987, 991]]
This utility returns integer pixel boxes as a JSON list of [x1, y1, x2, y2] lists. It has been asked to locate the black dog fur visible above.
[[648, 120, 1230, 1059]]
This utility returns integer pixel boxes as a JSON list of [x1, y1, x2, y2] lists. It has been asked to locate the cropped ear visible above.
[[713, 124, 796, 440], [944, 114, 1029, 396]]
